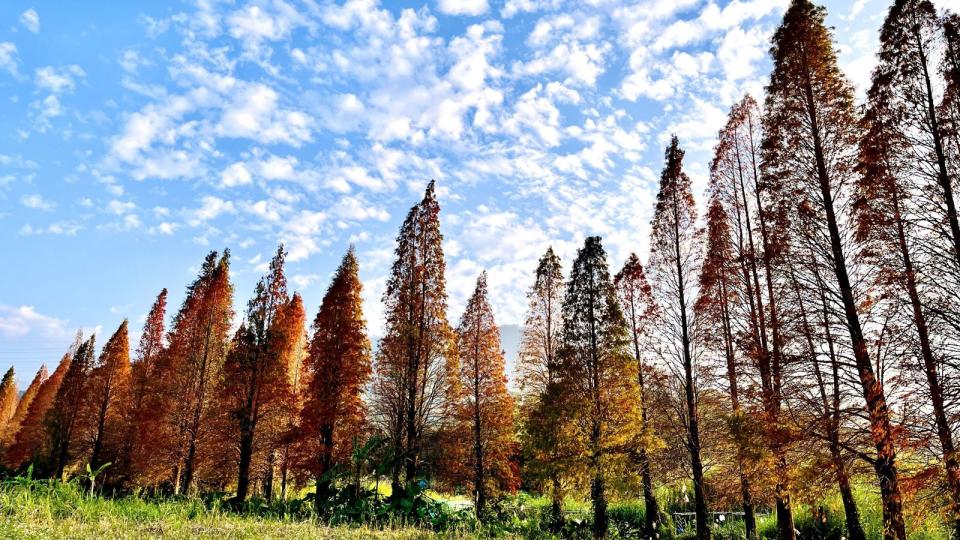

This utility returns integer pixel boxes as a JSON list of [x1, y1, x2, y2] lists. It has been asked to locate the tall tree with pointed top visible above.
[[127, 288, 167, 484], [372, 180, 456, 491], [81, 320, 131, 478], [615, 253, 666, 538], [4, 360, 61, 469], [518, 247, 567, 527], [647, 136, 709, 540], [708, 95, 796, 540], [300, 248, 371, 506], [453, 272, 517, 517], [275, 292, 307, 500], [46, 334, 95, 479], [2, 365, 45, 451], [858, 2, 960, 535], [220, 245, 290, 503], [160, 250, 233, 494], [558, 236, 641, 539], [763, 1, 905, 537], [0, 368, 17, 443]]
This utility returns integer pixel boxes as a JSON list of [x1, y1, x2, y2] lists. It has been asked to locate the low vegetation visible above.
[[1, 472, 955, 539]]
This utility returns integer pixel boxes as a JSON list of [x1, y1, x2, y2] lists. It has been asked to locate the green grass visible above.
[[0, 480, 486, 539], [1, 479, 954, 539]]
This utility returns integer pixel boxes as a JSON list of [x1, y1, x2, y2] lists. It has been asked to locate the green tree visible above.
[[558, 236, 641, 539]]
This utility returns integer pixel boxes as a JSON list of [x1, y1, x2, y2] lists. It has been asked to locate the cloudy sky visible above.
[[0, 0, 941, 387]]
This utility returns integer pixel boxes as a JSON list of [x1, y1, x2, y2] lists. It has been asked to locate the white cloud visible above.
[[35, 65, 85, 94], [282, 210, 329, 261], [20, 221, 82, 236], [217, 83, 313, 145], [0, 43, 19, 77], [21, 194, 55, 211], [291, 273, 321, 290], [0, 305, 68, 340], [334, 195, 390, 221], [106, 200, 136, 215], [149, 222, 178, 235], [220, 162, 252, 187], [187, 195, 236, 226], [20, 9, 40, 34], [438, 0, 489, 16]]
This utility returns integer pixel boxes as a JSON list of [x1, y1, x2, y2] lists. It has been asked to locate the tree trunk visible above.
[[891, 191, 960, 536], [235, 423, 254, 502], [591, 444, 608, 539], [316, 423, 334, 511], [800, 45, 906, 540]]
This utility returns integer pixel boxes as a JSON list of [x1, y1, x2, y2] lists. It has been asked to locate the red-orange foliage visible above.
[[0, 368, 17, 442], [1, 365, 46, 450], [372, 180, 456, 489], [47, 334, 96, 479], [449, 272, 517, 515], [79, 320, 132, 480], [614, 253, 663, 536], [5, 354, 69, 470], [127, 288, 166, 484], [273, 292, 307, 499], [299, 248, 371, 501], [150, 251, 233, 494], [219, 245, 290, 501]]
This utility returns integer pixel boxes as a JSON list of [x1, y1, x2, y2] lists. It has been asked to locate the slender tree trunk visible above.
[[472, 322, 486, 518], [792, 265, 866, 540], [736, 120, 795, 540], [718, 279, 756, 539], [90, 394, 110, 470], [182, 433, 198, 495], [915, 27, 960, 270], [819, 283, 868, 540], [263, 450, 275, 500], [591, 427, 608, 539], [316, 423, 334, 511], [800, 45, 906, 540], [235, 423, 254, 502], [891, 191, 960, 537], [629, 302, 662, 537], [672, 193, 710, 540]]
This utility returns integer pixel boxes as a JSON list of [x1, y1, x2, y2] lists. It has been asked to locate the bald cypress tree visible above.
[[558, 236, 641, 539], [47, 334, 95, 479], [614, 254, 666, 537], [708, 95, 795, 540], [858, 2, 960, 535], [694, 197, 759, 540], [160, 250, 233, 494], [82, 320, 131, 479], [518, 247, 567, 529], [648, 136, 709, 540], [372, 180, 456, 492], [300, 248, 371, 507], [0, 368, 17, 443], [454, 272, 517, 517], [2, 366, 44, 451], [763, 1, 905, 537], [221, 245, 289, 503], [127, 288, 167, 484], [274, 292, 307, 500], [4, 358, 63, 470]]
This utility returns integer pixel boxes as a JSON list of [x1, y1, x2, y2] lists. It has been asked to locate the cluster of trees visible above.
[[5, 0, 960, 538]]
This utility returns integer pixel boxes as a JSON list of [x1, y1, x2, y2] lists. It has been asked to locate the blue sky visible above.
[[0, 0, 921, 388]]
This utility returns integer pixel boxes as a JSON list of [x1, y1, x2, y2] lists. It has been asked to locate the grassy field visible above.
[[0, 477, 955, 539], [0, 480, 476, 539]]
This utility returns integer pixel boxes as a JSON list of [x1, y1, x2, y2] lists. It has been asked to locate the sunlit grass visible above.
[[1, 478, 954, 539]]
